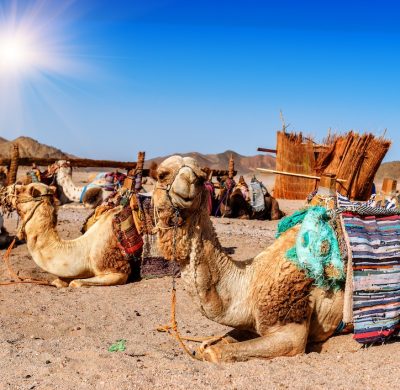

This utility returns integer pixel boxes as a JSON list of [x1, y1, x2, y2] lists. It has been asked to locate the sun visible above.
[[0, 31, 37, 73]]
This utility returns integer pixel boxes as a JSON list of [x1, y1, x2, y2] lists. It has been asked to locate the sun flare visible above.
[[0, 32, 33, 72], [0, 0, 88, 138]]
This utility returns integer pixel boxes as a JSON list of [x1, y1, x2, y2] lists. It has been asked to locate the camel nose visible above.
[[170, 167, 199, 204]]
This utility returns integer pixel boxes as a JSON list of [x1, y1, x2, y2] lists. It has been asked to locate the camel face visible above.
[[13, 183, 55, 218], [54, 160, 72, 176], [153, 156, 207, 214]]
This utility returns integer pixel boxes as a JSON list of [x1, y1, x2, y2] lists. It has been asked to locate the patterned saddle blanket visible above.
[[338, 195, 400, 344]]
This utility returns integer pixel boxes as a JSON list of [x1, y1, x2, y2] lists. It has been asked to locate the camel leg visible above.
[[197, 329, 258, 355], [201, 323, 308, 362], [69, 273, 128, 288], [51, 278, 69, 288]]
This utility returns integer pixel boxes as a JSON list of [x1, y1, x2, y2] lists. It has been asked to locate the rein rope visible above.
[[155, 164, 226, 360], [156, 210, 200, 359]]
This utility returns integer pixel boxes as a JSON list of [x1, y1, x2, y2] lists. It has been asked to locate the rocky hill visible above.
[[147, 150, 275, 175], [0, 136, 72, 159], [375, 161, 400, 181], [0, 137, 275, 174]]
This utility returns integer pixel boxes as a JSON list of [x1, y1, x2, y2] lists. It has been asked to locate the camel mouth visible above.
[[170, 194, 196, 209]]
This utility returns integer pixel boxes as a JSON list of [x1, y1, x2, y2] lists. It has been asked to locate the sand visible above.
[[1, 197, 399, 390]]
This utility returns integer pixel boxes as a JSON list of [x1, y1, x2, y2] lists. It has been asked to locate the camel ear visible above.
[[149, 162, 158, 180], [14, 185, 24, 195], [48, 186, 57, 195]]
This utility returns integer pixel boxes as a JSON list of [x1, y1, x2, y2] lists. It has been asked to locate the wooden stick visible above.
[[257, 147, 277, 154], [228, 155, 235, 179], [0, 156, 236, 178], [0, 157, 138, 169], [7, 144, 19, 185], [135, 151, 145, 191], [256, 168, 346, 183]]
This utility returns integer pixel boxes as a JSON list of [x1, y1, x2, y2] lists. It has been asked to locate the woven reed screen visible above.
[[274, 132, 317, 200], [315, 131, 391, 200]]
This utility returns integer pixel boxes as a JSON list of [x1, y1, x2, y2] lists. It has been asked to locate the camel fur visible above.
[[2, 183, 132, 287], [153, 156, 344, 362]]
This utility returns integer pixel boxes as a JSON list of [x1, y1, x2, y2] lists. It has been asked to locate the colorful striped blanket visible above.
[[341, 210, 400, 343], [112, 205, 143, 258]]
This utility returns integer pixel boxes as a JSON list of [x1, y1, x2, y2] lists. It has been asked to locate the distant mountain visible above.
[[0, 136, 275, 174], [0, 136, 73, 159], [147, 150, 276, 175], [376, 161, 400, 181]]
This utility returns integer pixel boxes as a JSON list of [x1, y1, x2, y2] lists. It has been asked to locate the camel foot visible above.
[[201, 345, 222, 363], [69, 280, 84, 288], [198, 335, 236, 355], [69, 273, 129, 288], [51, 278, 69, 288]]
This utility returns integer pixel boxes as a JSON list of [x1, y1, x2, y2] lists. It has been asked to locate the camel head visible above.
[[153, 156, 207, 226], [49, 160, 72, 177], [8, 183, 55, 216]]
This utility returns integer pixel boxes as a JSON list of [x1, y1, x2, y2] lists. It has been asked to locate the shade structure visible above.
[[273, 131, 391, 200]]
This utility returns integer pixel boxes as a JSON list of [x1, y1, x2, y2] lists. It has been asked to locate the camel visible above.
[[153, 156, 344, 362], [1, 182, 134, 287], [51, 160, 120, 208], [215, 176, 284, 220]]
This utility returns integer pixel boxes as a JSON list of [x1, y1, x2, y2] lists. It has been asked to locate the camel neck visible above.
[[56, 170, 83, 202], [22, 202, 81, 276], [24, 202, 60, 249], [159, 210, 254, 327]]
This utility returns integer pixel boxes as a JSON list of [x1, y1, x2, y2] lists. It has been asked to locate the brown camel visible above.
[[153, 156, 344, 362], [215, 176, 284, 220]]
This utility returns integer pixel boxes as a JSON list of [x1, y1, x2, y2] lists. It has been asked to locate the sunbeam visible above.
[[0, 0, 89, 140]]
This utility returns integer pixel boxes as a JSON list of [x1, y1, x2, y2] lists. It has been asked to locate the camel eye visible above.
[[158, 171, 168, 181]]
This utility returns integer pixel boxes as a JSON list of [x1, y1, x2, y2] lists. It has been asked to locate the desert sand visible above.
[[1, 179, 399, 390]]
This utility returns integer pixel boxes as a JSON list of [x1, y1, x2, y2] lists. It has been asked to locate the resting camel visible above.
[[215, 176, 284, 220], [1, 183, 133, 287], [51, 160, 121, 208], [153, 156, 344, 362]]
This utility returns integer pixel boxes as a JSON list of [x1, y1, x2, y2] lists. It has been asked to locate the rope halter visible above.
[[154, 163, 205, 229], [10, 186, 55, 239]]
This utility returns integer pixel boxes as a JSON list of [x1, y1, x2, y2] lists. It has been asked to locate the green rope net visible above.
[[276, 206, 344, 290]]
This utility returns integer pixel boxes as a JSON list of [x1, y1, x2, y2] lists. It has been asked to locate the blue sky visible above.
[[0, 0, 399, 160]]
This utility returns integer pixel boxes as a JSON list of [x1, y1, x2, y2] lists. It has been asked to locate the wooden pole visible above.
[[319, 173, 337, 195], [0, 155, 235, 180], [257, 168, 346, 183], [0, 157, 138, 170], [257, 147, 277, 154], [7, 144, 19, 185], [135, 151, 145, 191], [228, 155, 235, 179], [381, 178, 397, 195]]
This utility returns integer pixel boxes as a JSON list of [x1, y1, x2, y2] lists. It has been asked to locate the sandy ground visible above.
[[1, 181, 399, 389]]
